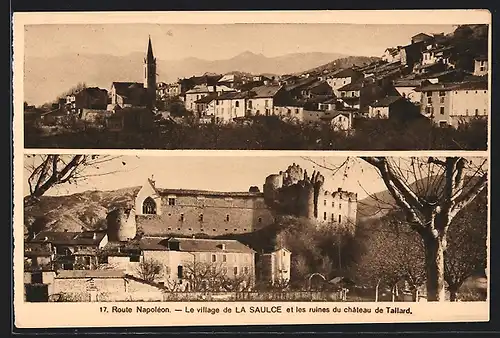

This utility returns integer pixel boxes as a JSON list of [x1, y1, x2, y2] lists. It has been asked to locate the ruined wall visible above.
[[106, 208, 137, 242], [136, 195, 275, 237]]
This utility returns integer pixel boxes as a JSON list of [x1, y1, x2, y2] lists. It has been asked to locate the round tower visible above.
[[106, 208, 137, 242], [298, 183, 315, 219], [263, 173, 283, 205]]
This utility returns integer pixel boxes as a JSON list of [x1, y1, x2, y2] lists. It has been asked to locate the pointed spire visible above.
[[146, 35, 155, 62]]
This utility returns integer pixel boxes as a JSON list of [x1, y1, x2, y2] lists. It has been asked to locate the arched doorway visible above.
[[142, 197, 157, 214]]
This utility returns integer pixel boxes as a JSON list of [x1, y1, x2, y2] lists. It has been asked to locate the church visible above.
[[107, 36, 157, 111]]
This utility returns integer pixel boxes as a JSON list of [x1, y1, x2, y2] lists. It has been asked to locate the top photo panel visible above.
[[18, 11, 490, 150]]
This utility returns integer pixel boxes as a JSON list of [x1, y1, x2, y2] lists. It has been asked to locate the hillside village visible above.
[[24, 25, 489, 139]]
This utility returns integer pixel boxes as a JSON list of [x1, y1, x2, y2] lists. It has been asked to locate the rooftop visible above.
[[169, 237, 256, 253], [369, 96, 404, 107], [30, 231, 107, 246], [416, 81, 488, 92], [327, 68, 361, 79], [158, 188, 264, 198], [337, 81, 364, 91], [250, 85, 283, 98]]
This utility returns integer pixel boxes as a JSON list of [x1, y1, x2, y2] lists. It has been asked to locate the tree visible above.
[[24, 154, 124, 206], [354, 215, 426, 302], [183, 260, 252, 292], [444, 189, 487, 301], [136, 258, 163, 283], [361, 157, 487, 301]]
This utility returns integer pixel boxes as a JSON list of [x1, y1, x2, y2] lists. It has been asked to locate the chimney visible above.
[[221, 243, 226, 251], [338, 187, 342, 192], [93, 232, 97, 240]]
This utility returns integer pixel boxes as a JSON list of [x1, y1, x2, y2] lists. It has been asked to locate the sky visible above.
[[23, 155, 389, 200], [24, 23, 457, 61]]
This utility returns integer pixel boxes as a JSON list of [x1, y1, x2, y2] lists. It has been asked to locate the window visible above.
[[465, 109, 469, 116], [440, 107, 445, 115], [168, 198, 176, 206], [287, 108, 291, 115], [440, 97, 445, 104], [216, 100, 219, 105], [338, 215, 342, 223], [213, 228, 216, 232], [225, 214, 230, 222], [199, 214, 204, 222], [130, 255, 140, 262], [426, 92, 432, 97], [427, 97, 432, 104], [258, 217, 262, 223], [234, 267, 238, 275], [439, 91, 445, 97], [439, 121, 447, 128], [332, 201, 335, 207], [223, 255, 227, 262], [323, 212, 327, 221], [324, 200, 327, 206], [331, 213, 335, 222], [475, 109, 479, 116], [248, 100, 252, 108], [142, 197, 157, 214], [177, 265, 183, 279], [188, 228, 192, 231], [168, 227, 172, 230], [244, 267, 249, 274], [265, 100, 269, 107], [180, 214, 184, 222], [339, 203, 342, 210], [235, 101, 239, 108], [295, 109, 299, 114], [212, 254, 216, 263]]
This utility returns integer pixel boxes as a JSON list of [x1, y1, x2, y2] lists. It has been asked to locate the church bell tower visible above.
[[144, 35, 157, 109]]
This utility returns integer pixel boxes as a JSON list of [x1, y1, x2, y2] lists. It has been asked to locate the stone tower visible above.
[[144, 35, 157, 109]]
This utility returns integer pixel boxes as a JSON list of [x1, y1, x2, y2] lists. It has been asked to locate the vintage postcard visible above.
[[12, 10, 490, 329]]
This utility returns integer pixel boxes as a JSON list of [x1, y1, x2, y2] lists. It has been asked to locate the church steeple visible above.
[[144, 35, 157, 109]]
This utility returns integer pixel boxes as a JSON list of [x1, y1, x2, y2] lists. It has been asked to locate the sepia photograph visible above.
[[17, 12, 490, 150], [21, 154, 488, 304]]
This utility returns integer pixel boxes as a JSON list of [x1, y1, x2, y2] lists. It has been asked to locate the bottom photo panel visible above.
[[17, 154, 489, 326]]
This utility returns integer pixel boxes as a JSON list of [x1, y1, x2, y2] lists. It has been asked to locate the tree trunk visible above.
[[423, 234, 446, 301], [449, 287, 459, 302]]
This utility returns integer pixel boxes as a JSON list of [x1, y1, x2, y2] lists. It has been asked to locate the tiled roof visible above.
[[337, 81, 363, 91], [416, 81, 488, 92], [393, 79, 429, 87], [369, 96, 404, 107], [112, 82, 144, 96], [475, 55, 488, 61], [250, 85, 283, 98], [169, 237, 256, 253], [195, 93, 218, 104], [55, 270, 125, 279], [30, 231, 107, 246], [24, 243, 53, 257], [139, 236, 171, 251], [328, 68, 361, 79]]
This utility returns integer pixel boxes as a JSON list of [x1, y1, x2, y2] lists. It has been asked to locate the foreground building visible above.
[[416, 81, 489, 127]]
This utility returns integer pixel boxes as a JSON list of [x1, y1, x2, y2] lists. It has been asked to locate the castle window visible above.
[[258, 217, 262, 223], [225, 229, 228, 232], [332, 201, 335, 207], [235, 101, 240, 108], [177, 265, 183, 279], [225, 214, 230, 222], [223, 255, 227, 262], [475, 109, 479, 116], [323, 212, 327, 221], [234, 267, 238, 275], [339, 203, 342, 210], [188, 228, 192, 231], [199, 214, 204, 222], [213, 228, 216, 232], [338, 215, 342, 223], [324, 200, 327, 206], [331, 213, 335, 222], [243, 228, 247, 232], [142, 197, 157, 214], [180, 214, 184, 222], [168, 227, 172, 230], [212, 254, 216, 263], [168, 198, 176, 206]]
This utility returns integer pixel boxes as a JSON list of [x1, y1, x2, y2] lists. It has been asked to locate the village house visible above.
[[26, 230, 109, 271], [336, 80, 386, 114], [245, 85, 288, 117], [105, 107, 155, 132], [411, 32, 434, 45], [109, 82, 147, 109], [393, 78, 431, 103], [208, 91, 251, 123], [416, 80, 489, 127], [157, 82, 181, 99], [256, 247, 291, 285], [420, 45, 454, 66], [325, 68, 364, 96], [381, 47, 402, 63], [320, 111, 354, 132], [473, 56, 488, 76], [138, 236, 256, 290], [66, 87, 108, 112], [194, 93, 218, 115], [273, 104, 305, 123], [367, 96, 421, 121], [184, 84, 236, 112]]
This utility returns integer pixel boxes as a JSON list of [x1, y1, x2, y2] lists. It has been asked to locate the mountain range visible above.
[[24, 51, 375, 106]]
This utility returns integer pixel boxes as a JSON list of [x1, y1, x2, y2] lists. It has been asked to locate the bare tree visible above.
[[24, 154, 125, 206], [444, 189, 487, 301], [136, 258, 163, 283], [360, 157, 487, 301]]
